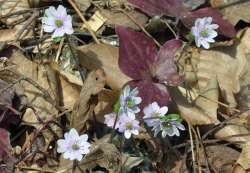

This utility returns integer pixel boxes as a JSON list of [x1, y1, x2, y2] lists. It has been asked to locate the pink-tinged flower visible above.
[[117, 27, 183, 114], [191, 17, 219, 49], [104, 112, 119, 129], [119, 85, 142, 117], [42, 5, 74, 38], [57, 128, 91, 161], [143, 102, 168, 127], [118, 115, 140, 139]]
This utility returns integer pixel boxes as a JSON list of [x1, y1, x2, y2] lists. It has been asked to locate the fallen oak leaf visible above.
[[77, 43, 131, 90], [70, 69, 106, 132]]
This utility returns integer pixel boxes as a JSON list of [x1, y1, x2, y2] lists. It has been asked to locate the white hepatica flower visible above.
[[143, 102, 168, 127], [57, 128, 91, 161], [104, 112, 119, 129], [119, 85, 142, 117], [191, 17, 219, 49], [118, 114, 140, 139], [42, 5, 74, 38], [153, 120, 185, 137]]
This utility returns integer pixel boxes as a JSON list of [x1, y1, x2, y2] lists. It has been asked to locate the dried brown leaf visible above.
[[77, 43, 131, 90], [70, 69, 106, 131], [237, 141, 250, 170], [99, 9, 148, 30], [211, 0, 250, 25], [0, 29, 17, 42], [175, 78, 219, 125], [199, 145, 240, 173]]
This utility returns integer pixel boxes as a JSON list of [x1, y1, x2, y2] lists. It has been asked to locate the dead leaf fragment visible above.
[[237, 141, 250, 170], [211, 0, 250, 25], [77, 43, 131, 90], [199, 145, 240, 173], [100, 9, 148, 30], [70, 69, 106, 131]]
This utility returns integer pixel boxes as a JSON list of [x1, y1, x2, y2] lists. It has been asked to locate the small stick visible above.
[[55, 37, 65, 62], [67, 0, 100, 44]]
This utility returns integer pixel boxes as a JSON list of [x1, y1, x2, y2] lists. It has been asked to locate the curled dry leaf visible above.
[[199, 145, 240, 173], [77, 43, 131, 90], [237, 141, 250, 170], [70, 69, 106, 132], [173, 78, 219, 125], [122, 154, 143, 173], [211, 0, 250, 25]]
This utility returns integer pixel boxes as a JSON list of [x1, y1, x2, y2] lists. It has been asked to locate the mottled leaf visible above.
[[128, 0, 186, 18], [128, 80, 170, 111], [181, 7, 236, 38], [0, 128, 11, 161], [154, 39, 183, 85], [117, 26, 156, 80]]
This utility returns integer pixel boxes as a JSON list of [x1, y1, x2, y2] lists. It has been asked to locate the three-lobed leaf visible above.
[[117, 26, 183, 111]]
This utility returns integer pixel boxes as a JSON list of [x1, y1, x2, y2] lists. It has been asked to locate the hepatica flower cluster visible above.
[[46, 0, 236, 163], [104, 86, 185, 139]]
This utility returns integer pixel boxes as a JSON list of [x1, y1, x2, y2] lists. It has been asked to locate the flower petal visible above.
[[124, 130, 132, 139], [57, 5, 67, 18]]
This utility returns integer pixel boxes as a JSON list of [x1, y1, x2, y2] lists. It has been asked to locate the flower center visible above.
[[152, 112, 160, 118], [126, 122, 133, 129], [71, 143, 79, 150], [162, 122, 171, 129], [200, 29, 209, 38], [127, 99, 135, 108], [55, 19, 63, 27]]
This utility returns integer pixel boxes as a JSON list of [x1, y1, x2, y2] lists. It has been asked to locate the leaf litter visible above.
[[0, 0, 250, 172]]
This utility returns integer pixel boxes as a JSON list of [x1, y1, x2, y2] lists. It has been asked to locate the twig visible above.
[[67, 0, 100, 44], [0, 9, 32, 19], [15, 10, 39, 41], [162, 19, 178, 39], [55, 37, 65, 62], [188, 122, 197, 173]]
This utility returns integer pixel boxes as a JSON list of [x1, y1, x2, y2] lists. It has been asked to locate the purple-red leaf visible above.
[[154, 39, 183, 85], [128, 0, 186, 18], [117, 26, 157, 80], [0, 128, 11, 162], [181, 7, 236, 38], [128, 80, 170, 111]]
